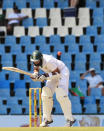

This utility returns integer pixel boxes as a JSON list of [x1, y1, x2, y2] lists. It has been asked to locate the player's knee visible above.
[[55, 88, 69, 103], [56, 95, 71, 108], [42, 95, 53, 102], [56, 95, 68, 102], [55, 88, 67, 98]]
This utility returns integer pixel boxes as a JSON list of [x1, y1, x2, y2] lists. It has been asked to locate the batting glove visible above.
[[30, 72, 39, 79], [38, 74, 46, 81]]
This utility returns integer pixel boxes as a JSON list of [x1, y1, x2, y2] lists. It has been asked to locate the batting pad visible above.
[[42, 87, 53, 121], [55, 88, 74, 121]]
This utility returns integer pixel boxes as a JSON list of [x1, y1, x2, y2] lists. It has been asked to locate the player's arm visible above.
[[49, 67, 61, 80], [52, 67, 60, 74], [39, 67, 60, 81], [30, 66, 39, 79], [42, 68, 60, 77], [33, 66, 39, 73], [41, 61, 61, 81]]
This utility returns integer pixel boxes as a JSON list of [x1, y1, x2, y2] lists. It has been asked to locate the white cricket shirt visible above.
[[40, 54, 66, 73]]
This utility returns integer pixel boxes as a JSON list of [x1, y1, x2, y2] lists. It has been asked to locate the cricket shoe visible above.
[[65, 119, 76, 127], [40, 119, 53, 127]]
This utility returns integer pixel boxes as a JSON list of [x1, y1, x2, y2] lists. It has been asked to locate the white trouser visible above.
[[41, 67, 74, 121]]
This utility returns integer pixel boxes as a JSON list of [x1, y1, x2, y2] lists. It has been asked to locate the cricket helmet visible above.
[[30, 50, 43, 62]]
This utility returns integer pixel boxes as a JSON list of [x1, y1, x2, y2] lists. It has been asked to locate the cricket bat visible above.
[[2, 67, 61, 81], [2, 67, 47, 82]]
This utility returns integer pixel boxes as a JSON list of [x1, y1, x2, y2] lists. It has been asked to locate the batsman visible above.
[[30, 50, 75, 127]]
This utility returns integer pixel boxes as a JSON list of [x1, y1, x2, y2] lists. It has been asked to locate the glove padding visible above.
[[38, 74, 47, 81], [30, 72, 39, 79], [30, 73, 47, 82]]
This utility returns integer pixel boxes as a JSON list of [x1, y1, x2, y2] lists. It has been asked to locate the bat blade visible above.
[[2, 67, 32, 76]]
